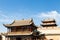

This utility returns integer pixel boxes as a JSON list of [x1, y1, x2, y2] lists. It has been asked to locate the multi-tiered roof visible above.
[[3, 19, 37, 36], [41, 18, 57, 27]]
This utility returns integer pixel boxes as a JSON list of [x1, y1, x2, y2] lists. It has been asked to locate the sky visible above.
[[0, 0, 60, 32]]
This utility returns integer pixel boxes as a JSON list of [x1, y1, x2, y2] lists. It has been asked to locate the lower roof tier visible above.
[[41, 24, 57, 27]]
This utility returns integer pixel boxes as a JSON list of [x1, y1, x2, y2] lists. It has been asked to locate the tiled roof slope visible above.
[[3, 19, 34, 27]]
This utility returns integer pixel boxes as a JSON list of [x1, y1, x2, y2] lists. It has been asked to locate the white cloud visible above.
[[38, 11, 60, 18], [36, 11, 60, 26]]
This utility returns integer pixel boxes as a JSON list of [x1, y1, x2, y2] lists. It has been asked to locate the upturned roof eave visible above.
[[3, 23, 33, 28]]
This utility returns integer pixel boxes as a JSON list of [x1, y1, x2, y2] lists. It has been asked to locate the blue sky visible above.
[[0, 0, 60, 32]]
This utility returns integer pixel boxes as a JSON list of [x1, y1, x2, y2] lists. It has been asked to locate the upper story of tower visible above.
[[3, 19, 37, 32], [41, 18, 57, 27]]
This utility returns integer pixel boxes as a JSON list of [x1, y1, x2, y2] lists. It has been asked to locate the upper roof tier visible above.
[[3, 19, 35, 27], [42, 18, 55, 23]]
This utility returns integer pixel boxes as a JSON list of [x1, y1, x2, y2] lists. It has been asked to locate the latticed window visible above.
[[29, 27, 32, 31]]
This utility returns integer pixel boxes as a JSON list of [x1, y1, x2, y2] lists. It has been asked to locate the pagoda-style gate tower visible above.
[[39, 18, 58, 40], [3, 19, 40, 40]]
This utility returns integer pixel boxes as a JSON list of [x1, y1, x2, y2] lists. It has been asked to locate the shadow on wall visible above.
[[0, 35, 2, 40], [40, 34, 47, 40]]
